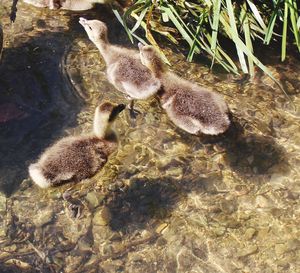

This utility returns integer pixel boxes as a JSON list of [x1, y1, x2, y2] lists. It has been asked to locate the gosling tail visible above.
[[29, 163, 50, 188]]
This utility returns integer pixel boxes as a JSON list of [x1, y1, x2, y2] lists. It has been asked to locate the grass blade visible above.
[[225, 0, 249, 73], [234, 34, 290, 100], [288, 0, 300, 51], [264, 0, 283, 44], [160, 5, 200, 53], [242, 2, 254, 76], [112, 8, 148, 44], [281, 1, 288, 61], [246, 0, 267, 31], [205, 33, 239, 73], [131, 6, 149, 33], [211, 0, 222, 53], [187, 17, 203, 62]]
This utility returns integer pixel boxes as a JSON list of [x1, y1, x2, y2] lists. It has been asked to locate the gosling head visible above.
[[138, 43, 166, 77], [93, 102, 125, 139], [79, 17, 108, 44]]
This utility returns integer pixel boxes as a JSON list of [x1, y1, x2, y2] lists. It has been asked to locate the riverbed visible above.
[[0, 1, 300, 272]]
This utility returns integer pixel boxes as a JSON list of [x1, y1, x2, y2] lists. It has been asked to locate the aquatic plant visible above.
[[113, 0, 300, 79]]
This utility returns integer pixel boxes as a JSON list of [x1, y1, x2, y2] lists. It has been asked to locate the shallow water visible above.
[[0, 1, 300, 272]]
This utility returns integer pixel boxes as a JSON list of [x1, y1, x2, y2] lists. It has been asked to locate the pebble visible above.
[[156, 237, 167, 246], [156, 223, 168, 234], [275, 239, 300, 256], [93, 206, 112, 226], [0, 193, 6, 212], [33, 209, 54, 227], [49, 190, 62, 200], [86, 254, 98, 267], [108, 183, 118, 192], [237, 245, 258, 257], [247, 155, 254, 164], [257, 227, 270, 240], [211, 226, 226, 237], [0, 225, 7, 237], [220, 200, 237, 214], [255, 195, 271, 208], [101, 243, 114, 256], [244, 228, 257, 240], [77, 236, 93, 252], [52, 256, 64, 267], [5, 259, 31, 270], [85, 192, 104, 209], [275, 244, 286, 257], [166, 167, 183, 178], [269, 173, 284, 185]]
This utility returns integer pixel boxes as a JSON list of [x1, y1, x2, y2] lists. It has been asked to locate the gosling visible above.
[[23, 0, 112, 11], [138, 44, 230, 135], [79, 18, 161, 116], [29, 102, 125, 188]]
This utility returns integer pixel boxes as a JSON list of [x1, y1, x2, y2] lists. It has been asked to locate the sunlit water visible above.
[[0, 1, 300, 272]]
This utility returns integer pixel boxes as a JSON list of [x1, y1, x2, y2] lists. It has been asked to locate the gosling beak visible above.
[[79, 17, 88, 27], [138, 42, 144, 51], [108, 104, 126, 122]]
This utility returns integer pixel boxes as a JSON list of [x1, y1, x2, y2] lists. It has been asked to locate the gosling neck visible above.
[[152, 69, 165, 79], [150, 60, 166, 79], [93, 109, 110, 139], [94, 38, 112, 65]]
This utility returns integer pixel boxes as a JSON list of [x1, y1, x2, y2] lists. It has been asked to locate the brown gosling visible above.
[[23, 0, 112, 11], [29, 102, 125, 188], [79, 17, 161, 115], [138, 43, 231, 135]]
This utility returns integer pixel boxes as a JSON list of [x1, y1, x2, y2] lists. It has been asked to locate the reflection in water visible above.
[[0, 0, 300, 272]]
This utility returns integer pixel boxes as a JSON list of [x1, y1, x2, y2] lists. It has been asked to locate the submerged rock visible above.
[[155, 222, 168, 234], [85, 191, 104, 209], [33, 207, 54, 227], [244, 227, 257, 240], [0, 192, 6, 213], [237, 245, 258, 257], [93, 206, 111, 226]]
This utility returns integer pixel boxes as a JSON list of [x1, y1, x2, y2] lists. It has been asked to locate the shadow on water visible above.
[[223, 132, 288, 176], [0, 30, 84, 196], [176, 117, 288, 178], [220, 119, 288, 177], [106, 176, 206, 232]]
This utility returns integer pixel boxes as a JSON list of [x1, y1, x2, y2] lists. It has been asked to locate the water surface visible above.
[[0, 1, 300, 272]]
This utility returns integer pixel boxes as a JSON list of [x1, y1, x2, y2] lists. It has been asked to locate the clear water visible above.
[[0, 1, 300, 272]]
